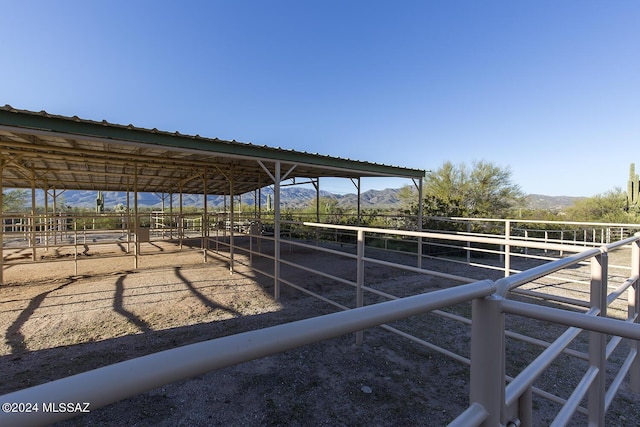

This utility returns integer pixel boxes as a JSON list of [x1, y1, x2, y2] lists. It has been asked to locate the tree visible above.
[[305, 196, 345, 223], [398, 161, 523, 232], [565, 188, 634, 223], [424, 161, 524, 218], [2, 189, 28, 212]]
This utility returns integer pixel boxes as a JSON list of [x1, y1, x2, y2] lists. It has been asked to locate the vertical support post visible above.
[[179, 187, 183, 250], [134, 163, 139, 269], [73, 219, 78, 276], [253, 189, 257, 220], [544, 231, 548, 253], [52, 188, 57, 245], [229, 170, 235, 273], [126, 178, 131, 254], [159, 193, 165, 238], [417, 177, 423, 269], [504, 220, 511, 278], [470, 295, 505, 426], [315, 178, 320, 245], [258, 184, 262, 221], [250, 189, 254, 263], [44, 184, 49, 251], [257, 180, 262, 253], [274, 162, 281, 301], [356, 229, 365, 345], [169, 192, 173, 240], [356, 177, 361, 225], [30, 175, 36, 261], [222, 195, 226, 237], [588, 250, 607, 426], [215, 200, 220, 253], [203, 169, 208, 263], [630, 237, 640, 393]]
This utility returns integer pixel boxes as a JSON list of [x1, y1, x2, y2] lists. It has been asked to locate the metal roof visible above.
[[0, 105, 425, 196]]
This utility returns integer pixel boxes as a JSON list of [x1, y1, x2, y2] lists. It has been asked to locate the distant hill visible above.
[[30, 188, 582, 211], [33, 188, 403, 210], [523, 194, 584, 211]]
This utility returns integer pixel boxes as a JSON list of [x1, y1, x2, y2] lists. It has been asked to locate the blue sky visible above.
[[2, 1, 639, 197]]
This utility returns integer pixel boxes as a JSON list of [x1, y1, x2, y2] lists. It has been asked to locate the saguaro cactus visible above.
[[96, 191, 105, 213], [628, 163, 639, 214]]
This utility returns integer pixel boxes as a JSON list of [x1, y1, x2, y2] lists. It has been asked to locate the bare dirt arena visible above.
[[1, 238, 639, 426]]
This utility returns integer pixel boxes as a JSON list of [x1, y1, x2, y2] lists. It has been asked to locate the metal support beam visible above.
[[257, 180, 262, 221], [356, 229, 365, 345], [312, 178, 320, 244], [43, 182, 49, 251], [169, 192, 173, 240], [126, 178, 131, 254], [257, 160, 284, 300], [229, 169, 235, 273], [274, 162, 281, 300], [30, 173, 36, 261], [203, 168, 208, 263], [315, 178, 320, 223], [52, 188, 57, 245], [350, 177, 361, 225], [179, 186, 183, 250], [415, 177, 423, 269], [134, 163, 139, 269]]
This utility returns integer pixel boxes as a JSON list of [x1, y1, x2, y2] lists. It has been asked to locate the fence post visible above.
[[518, 386, 533, 427], [356, 229, 365, 345], [470, 294, 505, 426], [544, 231, 548, 253], [467, 222, 472, 264], [588, 250, 607, 425], [504, 220, 511, 278], [631, 237, 640, 393], [73, 219, 78, 276]]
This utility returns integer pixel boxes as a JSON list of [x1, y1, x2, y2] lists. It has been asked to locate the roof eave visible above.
[[0, 107, 425, 179]]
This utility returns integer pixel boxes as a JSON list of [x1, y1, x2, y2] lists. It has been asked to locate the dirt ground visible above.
[[1, 237, 639, 426]]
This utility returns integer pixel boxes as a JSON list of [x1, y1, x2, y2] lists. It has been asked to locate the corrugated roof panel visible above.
[[0, 105, 425, 195]]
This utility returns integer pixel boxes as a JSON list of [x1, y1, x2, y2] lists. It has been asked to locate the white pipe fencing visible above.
[[1, 221, 639, 426]]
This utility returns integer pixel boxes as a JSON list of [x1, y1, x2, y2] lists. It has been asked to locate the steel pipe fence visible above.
[[270, 223, 640, 425], [0, 212, 211, 278], [2, 218, 639, 426], [182, 223, 640, 424]]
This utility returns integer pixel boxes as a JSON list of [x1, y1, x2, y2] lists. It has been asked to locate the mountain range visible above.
[[35, 188, 581, 211], [523, 194, 584, 211]]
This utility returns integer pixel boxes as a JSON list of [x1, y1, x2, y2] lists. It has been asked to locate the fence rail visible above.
[[1, 218, 639, 426]]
